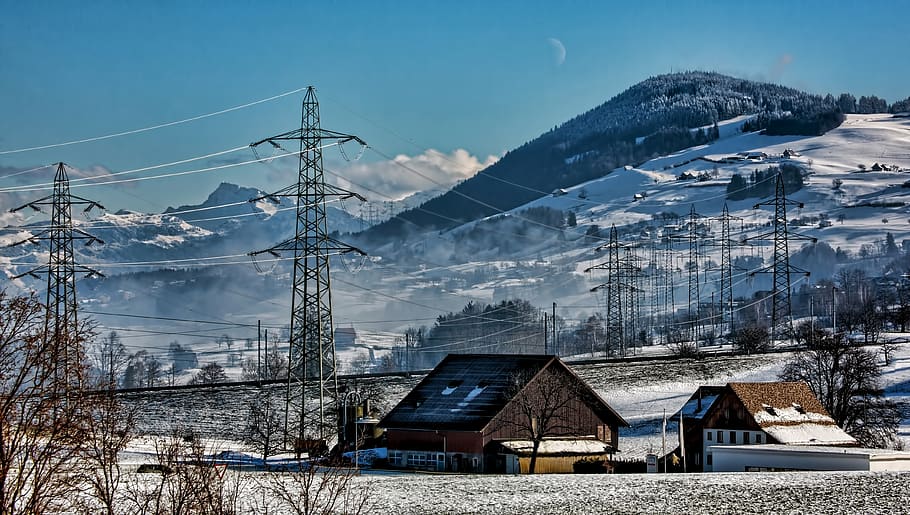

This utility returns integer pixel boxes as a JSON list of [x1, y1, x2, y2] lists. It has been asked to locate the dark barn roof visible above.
[[379, 354, 627, 432]]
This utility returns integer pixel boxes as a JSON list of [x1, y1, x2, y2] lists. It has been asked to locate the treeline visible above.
[[835, 92, 910, 114], [404, 299, 548, 367], [726, 164, 805, 200], [742, 109, 845, 136]]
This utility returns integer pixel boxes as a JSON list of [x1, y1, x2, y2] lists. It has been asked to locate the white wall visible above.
[[711, 446, 868, 472]]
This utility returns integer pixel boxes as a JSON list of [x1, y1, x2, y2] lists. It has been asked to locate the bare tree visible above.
[[90, 330, 130, 387], [0, 291, 94, 514], [732, 325, 770, 354], [123, 350, 163, 388], [121, 430, 247, 515], [496, 367, 585, 474], [191, 363, 228, 385], [244, 389, 284, 461], [79, 388, 137, 515], [261, 460, 371, 515], [780, 332, 901, 448]]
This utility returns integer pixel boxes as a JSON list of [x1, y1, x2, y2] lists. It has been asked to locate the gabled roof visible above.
[[676, 385, 726, 420], [719, 382, 856, 446], [379, 354, 627, 432]]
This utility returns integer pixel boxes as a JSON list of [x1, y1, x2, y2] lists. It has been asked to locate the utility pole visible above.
[[552, 302, 557, 356], [248, 87, 367, 450], [543, 314, 549, 355], [9, 162, 104, 393], [257, 320, 262, 385]]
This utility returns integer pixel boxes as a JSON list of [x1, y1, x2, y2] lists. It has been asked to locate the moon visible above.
[[547, 37, 566, 66]]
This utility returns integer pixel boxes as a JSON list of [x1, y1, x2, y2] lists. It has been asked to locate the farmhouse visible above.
[[379, 354, 628, 474], [677, 382, 855, 472]]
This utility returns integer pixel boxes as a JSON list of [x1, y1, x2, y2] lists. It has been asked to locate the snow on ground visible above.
[[111, 468, 910, 514], [348, 470, 910, 514], [117, 343, 910, 514], [499, 113, 910, 260]]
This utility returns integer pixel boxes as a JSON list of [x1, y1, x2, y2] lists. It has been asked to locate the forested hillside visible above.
[[361, 72, 845, 241]]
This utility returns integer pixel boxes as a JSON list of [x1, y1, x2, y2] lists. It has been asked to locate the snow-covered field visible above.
[[115, 341, 910, 513], [348, 470, 910, 514]]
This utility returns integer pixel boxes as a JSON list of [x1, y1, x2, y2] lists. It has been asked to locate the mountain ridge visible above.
[[360, 71, 846, 242]]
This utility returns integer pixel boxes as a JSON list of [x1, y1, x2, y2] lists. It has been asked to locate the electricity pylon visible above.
[[248, 86, 366, 450], [670, 205, 706, 344], [707, 203, 742, 335], [745, 173, 815, 342], [587, 225, 641, 357], [8, 162, 104, 389]]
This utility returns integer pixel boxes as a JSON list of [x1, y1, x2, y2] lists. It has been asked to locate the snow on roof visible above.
[[380, 354, 627, 432], [762, 423, 856, 446], [678, 385, 726, 420], [722, 382, 855, 445], [498, 439, 612, 456], [379, 354, 556, 431], [679, 394, 720, 419], [728, 382, 832, 424], [753, 405, 833, 425]]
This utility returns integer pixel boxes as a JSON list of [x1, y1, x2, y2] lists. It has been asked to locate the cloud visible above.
[[547, 37, 566, 66], [330, 148, 498, 201]]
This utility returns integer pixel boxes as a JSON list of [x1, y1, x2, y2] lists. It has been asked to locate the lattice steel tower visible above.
[[747, 174, 814, 341], [586, 225, 628, 356], [708, 203, 741, 335], [9, 162, 104, 387], [249, 87, 366, 449]]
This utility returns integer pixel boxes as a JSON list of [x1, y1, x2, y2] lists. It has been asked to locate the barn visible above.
[[379, 354, 628, 474]]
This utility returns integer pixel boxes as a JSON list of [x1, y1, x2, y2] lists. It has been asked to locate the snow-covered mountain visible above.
[[2, 181, 366, 271], [368, 71, 846, 237]]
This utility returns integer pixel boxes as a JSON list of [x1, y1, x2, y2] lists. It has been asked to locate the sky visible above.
[[1, 0, 909, 214]]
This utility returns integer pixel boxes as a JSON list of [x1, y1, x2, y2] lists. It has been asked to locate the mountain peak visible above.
[[164, 182, 261, 215]]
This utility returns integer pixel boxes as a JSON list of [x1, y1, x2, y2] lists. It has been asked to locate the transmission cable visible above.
[[0, 85, 311, 155]]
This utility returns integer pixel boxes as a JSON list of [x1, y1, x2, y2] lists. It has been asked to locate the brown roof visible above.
[[727, 381, 832, 426]]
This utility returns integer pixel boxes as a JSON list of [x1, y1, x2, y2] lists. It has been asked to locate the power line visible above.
[[0, 85, 311, 155], [0, 142, 341, 194]]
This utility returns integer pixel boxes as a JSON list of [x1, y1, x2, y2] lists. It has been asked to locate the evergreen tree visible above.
[[837, 93, 856, 114]]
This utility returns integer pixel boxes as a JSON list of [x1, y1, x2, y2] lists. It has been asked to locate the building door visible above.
[[436, 453, 445, 472]]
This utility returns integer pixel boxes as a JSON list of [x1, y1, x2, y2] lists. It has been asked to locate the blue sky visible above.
[[1, 0, 908, 212]]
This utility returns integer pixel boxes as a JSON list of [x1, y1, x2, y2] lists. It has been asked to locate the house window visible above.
[[389, 451, 403, 466], [407, 453, 428, 468], [743, 432, 749, 444], [729, 431, 736, 444], [755, 433, 762, 444], [706, 454, 712, 466], [706, 431, 712, 441], [717, 431, 724, 443]]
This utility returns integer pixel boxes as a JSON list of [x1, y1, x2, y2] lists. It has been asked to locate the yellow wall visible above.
[[518, 454, 610, 474]]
